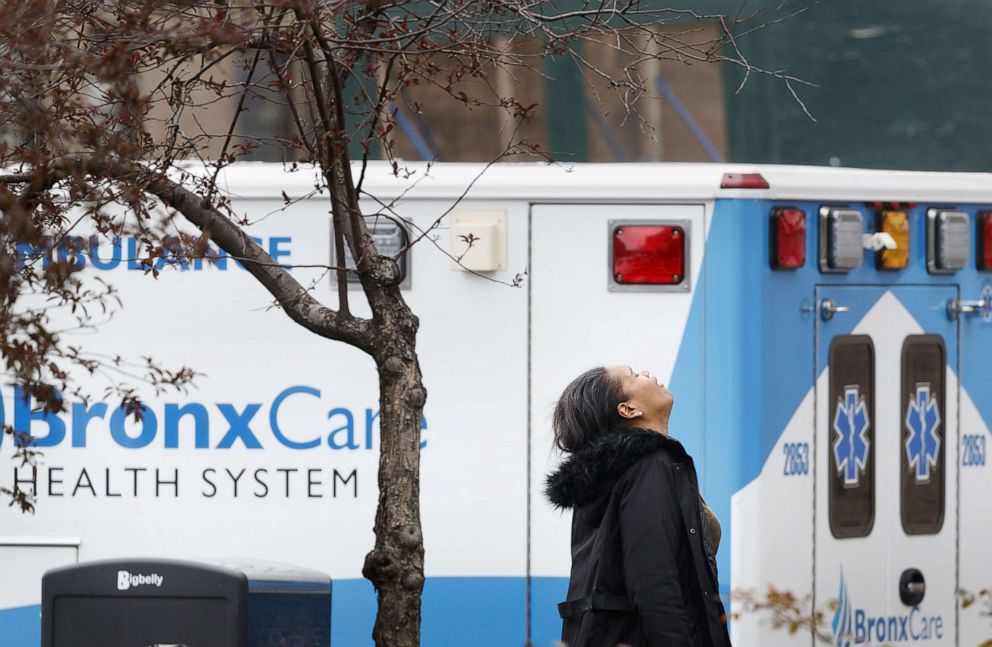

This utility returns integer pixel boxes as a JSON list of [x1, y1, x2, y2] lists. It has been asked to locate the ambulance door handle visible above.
[[820, 298, 849, 321], [947, 298, 987, 320], [899, 568, 926, 606]]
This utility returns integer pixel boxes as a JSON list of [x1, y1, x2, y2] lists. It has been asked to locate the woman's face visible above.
[[607, 365, 675, 428]]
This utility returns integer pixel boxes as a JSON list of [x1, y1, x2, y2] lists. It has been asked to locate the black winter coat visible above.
[[545, 428, 732, 647]]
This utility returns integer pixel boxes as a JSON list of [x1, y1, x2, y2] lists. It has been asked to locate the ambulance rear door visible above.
[[815, 285, 957, 645]]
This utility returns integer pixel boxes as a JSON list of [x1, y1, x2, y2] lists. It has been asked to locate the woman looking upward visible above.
[[546, 365, 731, 647]]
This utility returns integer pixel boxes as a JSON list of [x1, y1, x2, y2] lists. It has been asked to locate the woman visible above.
[[545, 366, 731, 647]]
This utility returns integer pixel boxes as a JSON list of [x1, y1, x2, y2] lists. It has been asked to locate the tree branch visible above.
[[28, 159, 376, 351]]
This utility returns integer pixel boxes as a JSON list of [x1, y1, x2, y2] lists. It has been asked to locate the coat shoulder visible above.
[[612, 448, 679, 496], [545, 428, 685, 509]]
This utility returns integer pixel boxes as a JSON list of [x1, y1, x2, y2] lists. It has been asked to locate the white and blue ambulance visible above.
[[1, 163, 990, 646]]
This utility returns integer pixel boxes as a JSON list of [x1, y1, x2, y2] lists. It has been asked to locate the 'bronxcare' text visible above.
[[1, 385, 427, 450]]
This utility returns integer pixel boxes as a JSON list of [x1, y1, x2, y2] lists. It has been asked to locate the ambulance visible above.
[[1, 162, 991, 646]]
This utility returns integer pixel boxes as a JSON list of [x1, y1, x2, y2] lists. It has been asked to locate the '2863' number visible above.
[[782, 442, 810, 476], [962, 434, 987, 467]]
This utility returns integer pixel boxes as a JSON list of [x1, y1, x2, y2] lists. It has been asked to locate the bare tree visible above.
[[0, 2, 807, 644]]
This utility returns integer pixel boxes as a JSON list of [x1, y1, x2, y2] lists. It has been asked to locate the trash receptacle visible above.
[[40, 559, 331, 647]]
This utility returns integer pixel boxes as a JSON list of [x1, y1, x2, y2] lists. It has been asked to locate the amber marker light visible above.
[[878, 210, 910, 270]]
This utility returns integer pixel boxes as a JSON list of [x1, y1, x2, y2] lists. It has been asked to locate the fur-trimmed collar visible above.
[[545, 427, 687, 510]]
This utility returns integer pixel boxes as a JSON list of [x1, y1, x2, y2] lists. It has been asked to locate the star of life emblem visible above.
[[905, 384, 941, 482], [833, 386, 871, 487]]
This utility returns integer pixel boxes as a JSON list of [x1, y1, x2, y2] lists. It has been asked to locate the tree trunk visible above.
[[362, 302, 426, 646]]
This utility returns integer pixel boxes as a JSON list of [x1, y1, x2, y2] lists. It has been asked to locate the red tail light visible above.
[[980, 211, 992, 271], [771, 207, 806, 269], [721, 173, 770, 189], [612, 225, 685, 285]]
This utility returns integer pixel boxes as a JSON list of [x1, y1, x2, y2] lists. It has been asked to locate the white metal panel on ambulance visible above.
[[0, 539, 78, 611], [0, 193, 532, 642], [529, 202, 706, 580]]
